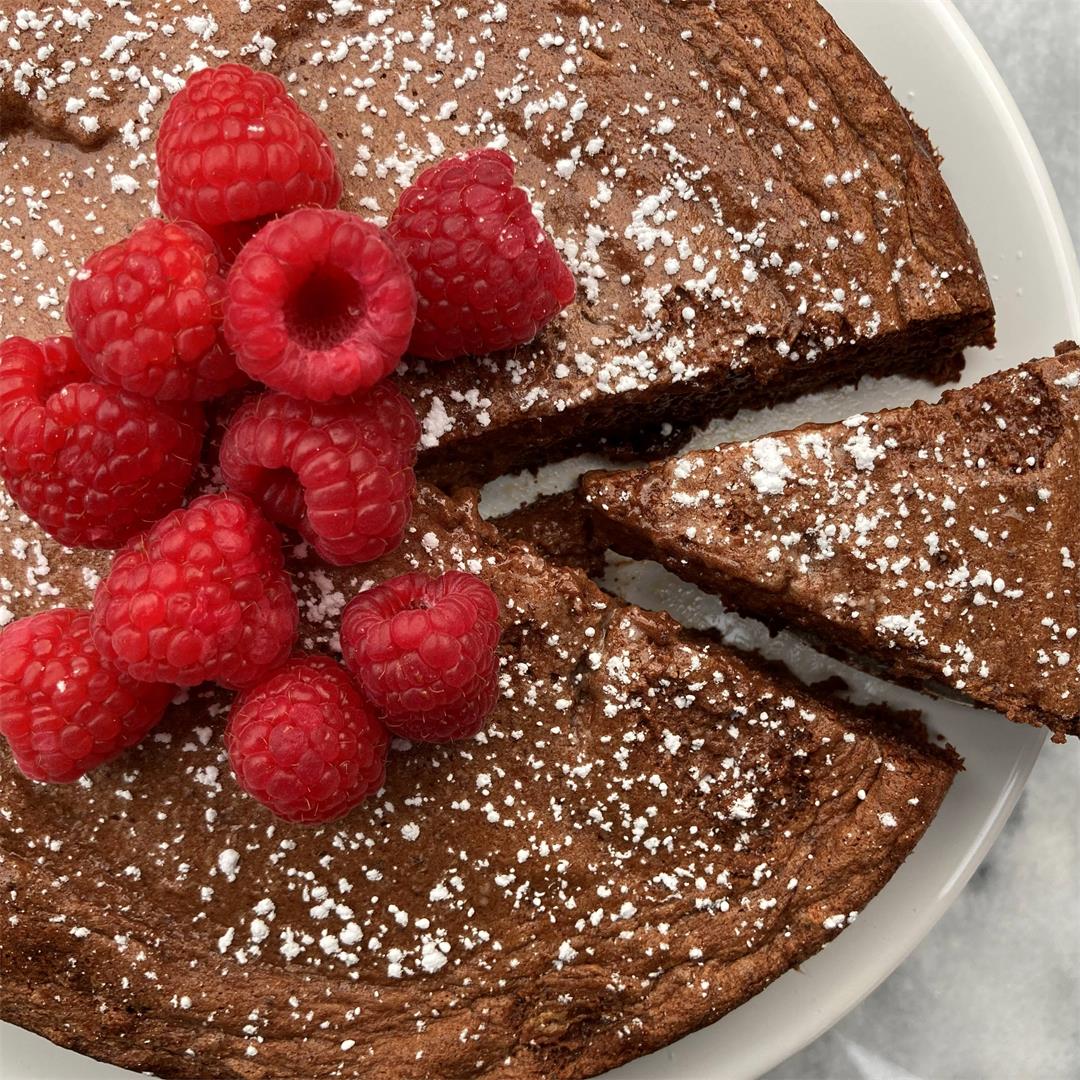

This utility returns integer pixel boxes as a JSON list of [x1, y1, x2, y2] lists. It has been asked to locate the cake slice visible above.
[[583, 344, 1080, 741], [1, 0, 992, 486], [1, 483, 958, 1080]]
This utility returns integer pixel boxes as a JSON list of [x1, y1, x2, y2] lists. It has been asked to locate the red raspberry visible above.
[[387, 148, 576, 361], [203, 218, 265, 268], [340, 571, 502, 742], [219, 383, 419, 566], [226, 654, 388, 823], [0, 336, 204, 549], [65, 218, 243, 402], [224, 209, 417, 400], [156, 63, 342, 238], [0, 608, 173, 783], [90, 492, 298, 690]]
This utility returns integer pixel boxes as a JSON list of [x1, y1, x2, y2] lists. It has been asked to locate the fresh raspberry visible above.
[[0, 336, 205, 549], [65, 218, 244, 402], [0, 608, 173, 783], [219, 383, 419, 566], [91, 492, 298, 690], [387, 148, 576, 361], [226, 654, 388, 823], [223, 209, 417, 400], [156, 63, 342, 238], [340, 571, 502, 742], [203, 218, 266, 268]]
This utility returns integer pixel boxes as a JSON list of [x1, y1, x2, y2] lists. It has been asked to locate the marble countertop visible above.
[[769, 3, 1080, 1077]]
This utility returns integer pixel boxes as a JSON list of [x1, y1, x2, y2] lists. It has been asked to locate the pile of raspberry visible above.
[[0, 63, 574, 824]]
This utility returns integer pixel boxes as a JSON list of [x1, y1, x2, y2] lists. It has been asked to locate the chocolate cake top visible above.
[[1, 0, 991, 480], [584, 344, 1080, 741], [1, 484, 957, 1079]]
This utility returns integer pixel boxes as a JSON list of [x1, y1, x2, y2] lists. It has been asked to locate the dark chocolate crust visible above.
[[0, 0, 992, 487], [583, 345, 1080, 741], [1, 486, 958, 1079]]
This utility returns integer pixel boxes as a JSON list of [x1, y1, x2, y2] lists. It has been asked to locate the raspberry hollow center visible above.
[[284, 266, 366, 350]]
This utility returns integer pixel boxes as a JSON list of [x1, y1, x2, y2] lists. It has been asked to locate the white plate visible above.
[[2, 1, 1077, 1078]]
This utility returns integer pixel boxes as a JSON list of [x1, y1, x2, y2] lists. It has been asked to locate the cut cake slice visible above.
[[0, 484, 958, 1079], [583, 344, 1080, 741]]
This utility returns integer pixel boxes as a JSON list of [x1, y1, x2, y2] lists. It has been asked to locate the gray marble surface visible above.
[[768, 3, 1080, 1078]]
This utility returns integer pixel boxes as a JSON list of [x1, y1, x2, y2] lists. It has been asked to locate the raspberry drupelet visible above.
[[0, 335, 205, 549], [156, 64, 342, 252], [388, 148, 576, 361], [223, 208, 417, 401], [90, 492, 298, 690], [0, 608, 173, 783], [219, 382, 419, 566], [65, 218, 244, 402], [341, 570, 502, 742], [226, 655, 389, 823]]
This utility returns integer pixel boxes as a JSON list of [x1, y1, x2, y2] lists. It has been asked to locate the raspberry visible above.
[[226, 654, 388, 823], [90, 492, 298, 690], [219, 383, 419, 566], [0, 608, 173, 783], [0, 336, 205, 549], [203, 218, 265, 268], [156, 63, 341, 237], [66, 218, 244, 402], [224, 209, 417, 401], [340, 571, 502, 742], [387, 148, 576, 361]]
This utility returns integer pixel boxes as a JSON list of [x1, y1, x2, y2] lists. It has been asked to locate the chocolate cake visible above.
[[494, 491, 606, 577], [0, 482, 959, 1078], [583, 344, 1080, 742], [0, 0, 992, 485]]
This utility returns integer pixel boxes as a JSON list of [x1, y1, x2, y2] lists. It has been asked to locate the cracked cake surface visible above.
[[1, 0, 992, 484], [0, 483, 959, 1078], [583, 344, 1080, 742]]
